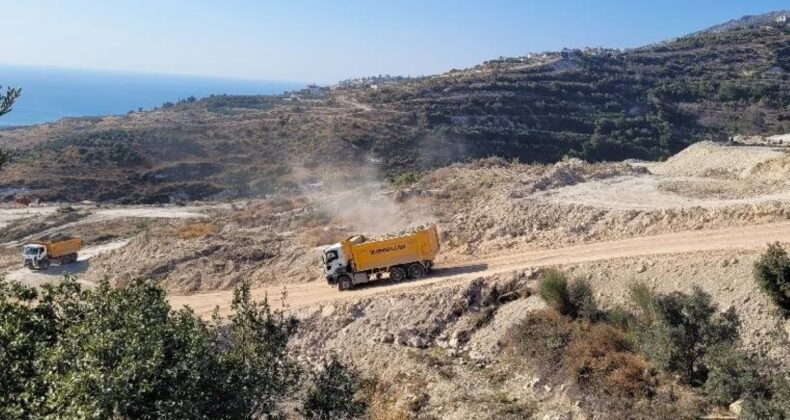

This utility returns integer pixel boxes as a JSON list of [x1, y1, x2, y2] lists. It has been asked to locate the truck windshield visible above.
[[325, 250, 338, 264], [23, 246, 41, 255]]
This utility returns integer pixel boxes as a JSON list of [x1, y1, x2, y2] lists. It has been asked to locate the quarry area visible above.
[[2, 139, 790, 418]]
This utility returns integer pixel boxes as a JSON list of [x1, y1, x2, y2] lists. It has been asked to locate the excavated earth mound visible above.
[[86, 229, 323, 292], [652, 141, 790, 180]]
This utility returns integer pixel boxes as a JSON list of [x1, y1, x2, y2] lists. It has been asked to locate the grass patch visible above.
[[175, 222, 218, 239]]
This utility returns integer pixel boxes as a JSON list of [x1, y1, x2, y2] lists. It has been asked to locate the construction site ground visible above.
[[1, 140, 789, 417]]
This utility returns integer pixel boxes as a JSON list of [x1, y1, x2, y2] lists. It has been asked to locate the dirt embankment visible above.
[[286, 247, 788, 418]]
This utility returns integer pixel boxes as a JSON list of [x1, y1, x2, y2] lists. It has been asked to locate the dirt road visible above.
[[169, 221, 790, 316]]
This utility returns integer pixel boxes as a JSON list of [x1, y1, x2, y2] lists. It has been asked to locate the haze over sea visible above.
[[0, 65, 303, 127]]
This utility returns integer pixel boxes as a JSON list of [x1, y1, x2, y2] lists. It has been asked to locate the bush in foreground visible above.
[[0, 276, 302, 418], [753, 243, 790, 317], [563, 323, 656, 398]]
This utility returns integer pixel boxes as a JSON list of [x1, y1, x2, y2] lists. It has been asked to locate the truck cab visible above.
[[23, 244, 48, 269], [323, 243, 348, 282], [323, 242, 370, 290]]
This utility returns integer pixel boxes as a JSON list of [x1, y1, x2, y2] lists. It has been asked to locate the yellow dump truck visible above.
[[323, 225, 440, 290], [23, 238, 82, 270]]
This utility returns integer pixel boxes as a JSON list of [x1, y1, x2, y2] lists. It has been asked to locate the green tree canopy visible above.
[[0, 86, 21, 170], [0, 276, 301, 419], [634, 286, 739, 384]]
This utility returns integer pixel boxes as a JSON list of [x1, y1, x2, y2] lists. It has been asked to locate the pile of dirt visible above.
[[653, 141, 790, 180], [367, 223, 435, 241], [86, 229, 322, 293], [657, 178, 789, 200], [528, 158, 648, 193], [0, 211, 88, 244], [290, 270, 558, 419], [411, 157, 790, 261], [85, 214, 324, 293]]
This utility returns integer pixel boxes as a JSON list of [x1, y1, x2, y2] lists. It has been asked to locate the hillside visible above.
[[0, 13, 787, 203]]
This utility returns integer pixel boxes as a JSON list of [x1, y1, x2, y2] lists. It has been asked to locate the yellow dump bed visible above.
[[35, 238, 82, 258], [343, 225, 439, 272]]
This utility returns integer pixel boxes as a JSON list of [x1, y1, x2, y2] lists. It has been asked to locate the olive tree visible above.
[[0, 86, 21, 170], [0, 276, 302, 419], [634, 286, 739, 384]]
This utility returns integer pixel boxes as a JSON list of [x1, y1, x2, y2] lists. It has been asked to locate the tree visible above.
[[753, 243, 790, 317], [220, 280, 302, 418], [0, 276, 302, 419], [0, 86, 21, 171], [0, 86, 20, 117], [302, 355, 367, 419], [634, 286, 739, 384]]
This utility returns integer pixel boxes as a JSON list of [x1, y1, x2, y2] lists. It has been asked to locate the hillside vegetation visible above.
[[0, 15, 787, 203]]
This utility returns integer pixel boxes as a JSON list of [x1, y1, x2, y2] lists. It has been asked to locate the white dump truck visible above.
[[22, 238, 82, 270], [323, 225, 440, 290]]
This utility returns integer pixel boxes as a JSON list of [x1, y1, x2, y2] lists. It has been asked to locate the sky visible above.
[[2, 0, 787, 83]]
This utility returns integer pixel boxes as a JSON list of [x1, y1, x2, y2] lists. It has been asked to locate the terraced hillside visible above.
[[0, 13, 787, 203]]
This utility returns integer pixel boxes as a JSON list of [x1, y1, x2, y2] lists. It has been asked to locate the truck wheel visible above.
[[39, 259, 50, 270], [70, 253, 79, 264], [338, 275, 353, 291], [407, 263, 426, 279], [390, 266, 406, 283]]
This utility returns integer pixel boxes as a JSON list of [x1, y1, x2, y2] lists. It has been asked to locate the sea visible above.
[[0, 65, 304, 127]]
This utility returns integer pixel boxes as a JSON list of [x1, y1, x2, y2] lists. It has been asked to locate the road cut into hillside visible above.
[[169, 221, 790, 316]]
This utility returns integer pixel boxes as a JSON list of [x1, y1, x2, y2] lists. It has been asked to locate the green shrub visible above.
[[741, 374, 790, 420], [703, 345, 759, 405], [539, 269, 572, 316], [302, 355, 367, 419], [628, 282, 654, 323], [539, 270, 598, 320], [605, 305, 636, 332], [753, 243, 790, 317], [633, 286, 739, 384], [568, 278, 598, 320]]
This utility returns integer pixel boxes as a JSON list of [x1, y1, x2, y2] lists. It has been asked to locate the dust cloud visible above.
[[300, 158, 436, 236]]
